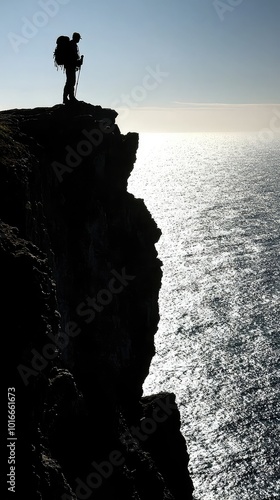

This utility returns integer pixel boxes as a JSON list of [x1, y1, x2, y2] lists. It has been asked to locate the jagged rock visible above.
[[1, 102, 193, 499]]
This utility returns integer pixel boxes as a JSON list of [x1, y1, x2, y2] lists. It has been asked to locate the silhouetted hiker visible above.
[[54, 33, 84, 103], [63, 32, 84, 104]]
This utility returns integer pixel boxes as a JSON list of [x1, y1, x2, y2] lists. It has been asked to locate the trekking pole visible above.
[[75, 69, 81, 97], [75, 55, 84, 97]]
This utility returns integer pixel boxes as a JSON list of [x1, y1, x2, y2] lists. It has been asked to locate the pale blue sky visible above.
[[1, 0, 280, 131]]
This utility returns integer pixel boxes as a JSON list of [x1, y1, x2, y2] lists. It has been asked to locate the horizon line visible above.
[[116, 103, 280, 111]]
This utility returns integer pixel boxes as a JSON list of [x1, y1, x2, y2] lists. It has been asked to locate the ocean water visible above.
[[128, 133, 280, 500]]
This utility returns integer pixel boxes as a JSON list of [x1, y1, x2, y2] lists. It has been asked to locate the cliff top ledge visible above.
[[0, 100, 118, 122], [0, 101, 139, 193]]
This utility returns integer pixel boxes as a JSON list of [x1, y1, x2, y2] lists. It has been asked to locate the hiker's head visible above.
[[72, 32, 81, 43]]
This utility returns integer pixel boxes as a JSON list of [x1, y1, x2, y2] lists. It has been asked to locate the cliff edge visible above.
[[1, 101, 193, 499]]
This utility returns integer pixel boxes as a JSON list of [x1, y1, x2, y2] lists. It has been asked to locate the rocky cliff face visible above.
[[1, 102, 193, 499]]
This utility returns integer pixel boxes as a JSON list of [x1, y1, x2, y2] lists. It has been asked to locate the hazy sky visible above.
[[1, 0, 280, 132]]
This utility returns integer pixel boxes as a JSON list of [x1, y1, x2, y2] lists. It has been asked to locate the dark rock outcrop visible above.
[[1, 101, 193, 499]]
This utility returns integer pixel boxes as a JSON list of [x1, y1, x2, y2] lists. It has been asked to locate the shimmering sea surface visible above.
[[128, 133, 280, 500]]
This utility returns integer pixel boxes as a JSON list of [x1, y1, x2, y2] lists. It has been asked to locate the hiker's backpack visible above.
[[53, 36, 70, 68]]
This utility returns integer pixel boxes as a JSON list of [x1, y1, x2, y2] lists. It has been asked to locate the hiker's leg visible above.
[[64, 67, 76, 102], [67, 68, 76, 101], [64, 68, 71, 103], [63, 83, 68, 104]]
